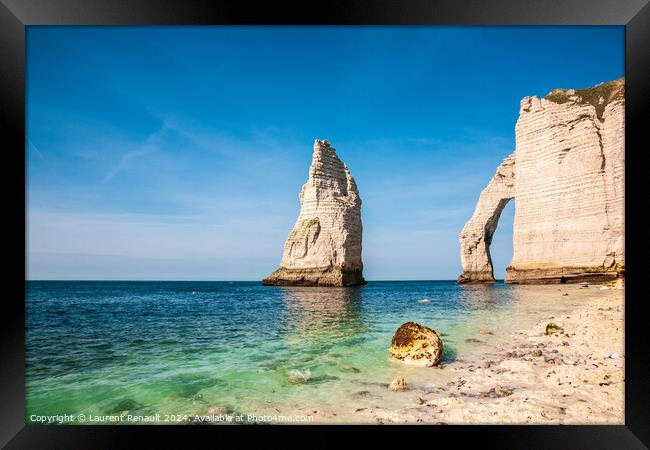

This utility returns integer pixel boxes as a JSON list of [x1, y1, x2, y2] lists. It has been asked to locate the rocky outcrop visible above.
[[263, 139, 366, 287], [389, 322, 443, 367], [458, 78, 625, 284], [507, 78, 625, 284], [457, 153, 515, 283]]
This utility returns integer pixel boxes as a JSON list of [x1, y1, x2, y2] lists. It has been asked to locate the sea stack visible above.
[[458, 77, 625, 284], [263, 139, 366, 287]]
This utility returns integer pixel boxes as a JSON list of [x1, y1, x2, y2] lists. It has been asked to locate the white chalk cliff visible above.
[[459, 77, 624, 284], [263, 139, 366, 286]]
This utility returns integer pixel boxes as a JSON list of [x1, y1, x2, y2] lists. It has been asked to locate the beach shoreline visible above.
[[345, 282, 625, 425]]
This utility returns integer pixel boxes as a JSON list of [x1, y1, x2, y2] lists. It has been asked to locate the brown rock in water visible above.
[[389, 376, 406, 391], [389, 322, 443, 367], [479, 327, 493, 335]]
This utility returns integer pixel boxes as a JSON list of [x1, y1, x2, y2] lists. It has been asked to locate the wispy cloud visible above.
[[102, 121, 171, 182], [27, 139, 45, 159]]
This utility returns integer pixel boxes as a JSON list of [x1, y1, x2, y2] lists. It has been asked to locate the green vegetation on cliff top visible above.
[[544, 77, 624, 121]]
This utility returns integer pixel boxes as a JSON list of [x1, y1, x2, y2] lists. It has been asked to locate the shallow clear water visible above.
[[26, 280, 572, 424]]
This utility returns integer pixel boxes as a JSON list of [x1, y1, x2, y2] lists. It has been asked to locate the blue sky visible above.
[[26, 26, 624, 280]]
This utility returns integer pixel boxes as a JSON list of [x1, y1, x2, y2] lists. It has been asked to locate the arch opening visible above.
[[485, 199, 515, 281]]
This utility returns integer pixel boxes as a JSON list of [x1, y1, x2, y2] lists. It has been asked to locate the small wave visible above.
[[417, 299, 432, 303], [88, 343, 112, 350]]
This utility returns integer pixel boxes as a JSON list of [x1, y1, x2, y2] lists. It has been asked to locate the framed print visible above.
[[2, 0, 648, 447]]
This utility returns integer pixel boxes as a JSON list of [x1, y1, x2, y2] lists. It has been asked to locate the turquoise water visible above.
[[26, 280, 526, 424]]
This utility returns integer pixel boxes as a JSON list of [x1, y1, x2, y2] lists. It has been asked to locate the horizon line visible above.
[[25, 278, 505, 283]]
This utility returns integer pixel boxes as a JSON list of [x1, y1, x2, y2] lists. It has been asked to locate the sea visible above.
[[25, 280, 582, 424]]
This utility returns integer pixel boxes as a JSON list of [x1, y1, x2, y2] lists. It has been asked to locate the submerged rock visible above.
[[352, 390, 372, 397], [103, 398, 144, 415], [287, 369, 311, 384], [337, 363, 361, 373], [389, 322, 443, 367]]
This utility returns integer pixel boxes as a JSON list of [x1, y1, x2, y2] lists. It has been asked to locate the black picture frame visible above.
[[2, 0, 648, 447]]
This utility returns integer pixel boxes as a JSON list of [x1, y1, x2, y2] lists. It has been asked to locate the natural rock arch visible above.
[[459, 77, 624, 285], [457, 153, 515, 283]]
